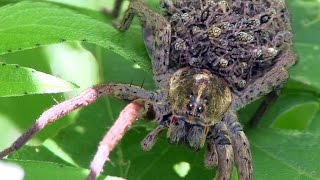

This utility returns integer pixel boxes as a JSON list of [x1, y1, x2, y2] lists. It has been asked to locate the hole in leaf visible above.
[[173, 161, 190, 178]]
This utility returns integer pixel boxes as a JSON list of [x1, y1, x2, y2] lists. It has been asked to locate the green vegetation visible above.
[[0, 0, 319, 179]]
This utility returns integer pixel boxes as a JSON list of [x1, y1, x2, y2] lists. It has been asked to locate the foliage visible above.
[[0, 0, 319, 179]]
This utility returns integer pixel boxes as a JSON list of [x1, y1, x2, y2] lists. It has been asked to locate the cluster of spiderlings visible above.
[[162, 0, 292, 91]]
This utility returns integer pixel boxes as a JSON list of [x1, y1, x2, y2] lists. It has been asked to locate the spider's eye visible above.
[[203, 97, 208, 104], [187, 103, 193, 111], [189, 92, 194, 98], [197, 105, 204, 113]]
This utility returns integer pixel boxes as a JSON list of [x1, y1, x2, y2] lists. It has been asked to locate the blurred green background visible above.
[[0, 0, 319, 179]]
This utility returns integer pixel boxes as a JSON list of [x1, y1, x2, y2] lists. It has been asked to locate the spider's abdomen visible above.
[[161, 0, 293, 92]]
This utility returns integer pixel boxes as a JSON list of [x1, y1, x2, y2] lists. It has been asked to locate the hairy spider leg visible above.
[[159, 0, 176, 15], [204, 138, 218, 168], [223, 111, 253, 180], [102, 0, 124, 18], [0, 84, 155, 177], [210, 122, 234, 180], [249, 90, 280, 127], [223, 49, 295, 178], [232, 49, 296, 110], [247, 50, 297, 127], [111, 0, 172, 87]]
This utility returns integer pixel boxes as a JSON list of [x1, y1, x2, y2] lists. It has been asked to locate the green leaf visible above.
[[289, 0, 320, 91], [0, 1, 152, 73], [249, 129, 320, 180], [0, 62, 77, 97], [1, 0, 320, 180], [308, 112, 320, 134], [254, 93, 319, 129], [271, 101, 319, 130], [3, 159, 108, 180]]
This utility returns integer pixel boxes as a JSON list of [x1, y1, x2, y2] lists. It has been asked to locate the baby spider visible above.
[[0, 0, 296, 179]]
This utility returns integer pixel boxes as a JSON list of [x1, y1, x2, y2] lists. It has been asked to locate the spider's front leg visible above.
[[204, 138, 218, 168], [105, 0, 174, 153], [223, 112, 253, 180], [209, 122, 234, 180], [102, 0, 124, 18], [0, 83, 156, 179], [110, 0, 172, 87]]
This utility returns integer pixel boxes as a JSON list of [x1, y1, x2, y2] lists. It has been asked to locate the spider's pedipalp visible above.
[[186, 125, 207, 150], [210, 122, 234, 180], [167, 118, 187, 144], [223, 112, 253, 180], [88, 101, 146, 180]]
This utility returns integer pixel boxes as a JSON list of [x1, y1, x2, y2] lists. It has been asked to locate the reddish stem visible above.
[[87, 102, 144, 180]]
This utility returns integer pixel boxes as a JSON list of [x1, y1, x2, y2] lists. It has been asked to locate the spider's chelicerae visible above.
[[0, 0, 296, 179]]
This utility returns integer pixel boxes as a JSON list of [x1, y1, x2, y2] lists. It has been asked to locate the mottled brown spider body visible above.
[[166, 67, 232, 148], [0, 0, 296, 179], [127, 0, 295, 179], [142, 0, 295, 167], [157, 0, 294, 93]]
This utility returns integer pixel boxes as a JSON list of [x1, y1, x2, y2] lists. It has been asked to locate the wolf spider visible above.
[[0, 0, 296, 179]]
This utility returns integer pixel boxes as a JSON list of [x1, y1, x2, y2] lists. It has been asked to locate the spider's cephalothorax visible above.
[[0, 0, 297, 180], [169, 67, 231, 126], [166, 67, 231, 149]]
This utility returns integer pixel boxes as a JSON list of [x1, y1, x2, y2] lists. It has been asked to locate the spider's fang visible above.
[[171, 115, 177, 124]]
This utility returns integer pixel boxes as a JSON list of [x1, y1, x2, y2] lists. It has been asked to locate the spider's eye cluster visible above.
[[186, 89, 208, 118], [186, 103, 204, 114], [186, 91, 205, 116]]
